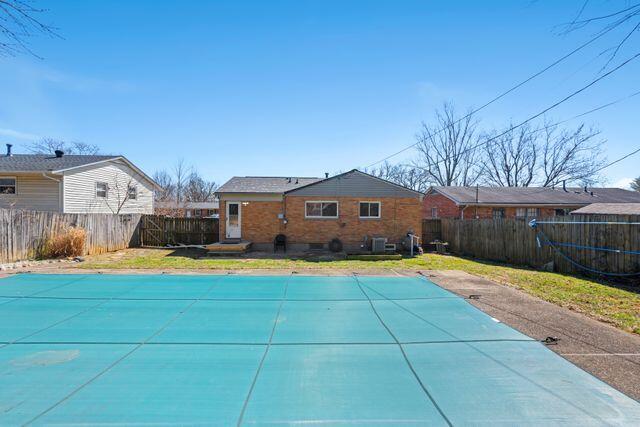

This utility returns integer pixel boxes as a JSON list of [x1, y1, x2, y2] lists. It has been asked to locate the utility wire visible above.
[[364, 25, 627, 169], [388, 89, 640, 199], [396, 82, 640, 178]]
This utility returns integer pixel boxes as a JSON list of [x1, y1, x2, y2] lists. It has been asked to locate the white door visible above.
[[226, 202, 241, 239]]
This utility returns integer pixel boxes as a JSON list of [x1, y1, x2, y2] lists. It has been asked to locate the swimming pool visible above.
[[0, 273, 638, 425]]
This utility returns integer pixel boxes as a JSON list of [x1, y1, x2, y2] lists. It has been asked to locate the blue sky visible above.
[[0, 0, 638, 187]]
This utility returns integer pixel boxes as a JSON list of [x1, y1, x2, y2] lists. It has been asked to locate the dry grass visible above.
[[42, 227, 86, 258]]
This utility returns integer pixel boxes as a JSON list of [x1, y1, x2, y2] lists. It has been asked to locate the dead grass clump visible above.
[[43, 227, 86, 258]]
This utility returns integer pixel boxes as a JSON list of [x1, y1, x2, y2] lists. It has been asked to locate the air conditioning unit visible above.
[[371, 237, 387, 254]]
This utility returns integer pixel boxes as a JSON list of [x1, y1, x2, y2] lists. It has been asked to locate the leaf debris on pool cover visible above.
[[0, 273, 638, 425]]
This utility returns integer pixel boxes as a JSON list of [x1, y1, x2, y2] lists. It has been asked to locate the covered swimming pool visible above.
[[0, 273, 638, 425]]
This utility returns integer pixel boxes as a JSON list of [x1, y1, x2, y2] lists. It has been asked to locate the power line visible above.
[[390, 89, 640, 195], [386, 54, 640, 174], [364, 24, 626, 169]]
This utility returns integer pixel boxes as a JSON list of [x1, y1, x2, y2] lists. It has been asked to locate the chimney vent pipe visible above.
[[5, 144, 12, 157]]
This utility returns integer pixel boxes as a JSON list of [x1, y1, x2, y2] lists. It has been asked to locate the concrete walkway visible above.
[[426, 270, 640, 402]]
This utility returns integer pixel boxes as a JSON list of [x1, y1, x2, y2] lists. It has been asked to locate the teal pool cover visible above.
[[0, 273, 638, 425]]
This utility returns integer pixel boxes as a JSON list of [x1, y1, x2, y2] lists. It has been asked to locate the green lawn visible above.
[[80, 249, 640, 335]]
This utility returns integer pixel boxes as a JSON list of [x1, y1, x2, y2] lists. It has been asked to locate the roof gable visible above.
[[286, 169, 422, 198]]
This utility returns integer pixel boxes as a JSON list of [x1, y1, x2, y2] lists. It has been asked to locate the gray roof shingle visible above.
[[570, 203, 640, 215], [0, 154, 120, 172], [216, 176, 323, 194], [431, 186, 640, 205]]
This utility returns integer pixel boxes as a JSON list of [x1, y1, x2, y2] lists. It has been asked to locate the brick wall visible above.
[[423, 193, 461, 218], [423, 193, 573, 219], [284, 196, 422, 249], [219, 196, 422, 251], [219, 200, 284, 243], [469, 206, 560, 219]]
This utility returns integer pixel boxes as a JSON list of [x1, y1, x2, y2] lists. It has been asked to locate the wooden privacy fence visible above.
[[438, 215, 640, 276], [422, 219, 443, 247], [0, 209, 141, 263], [140, 215, 219, 246]]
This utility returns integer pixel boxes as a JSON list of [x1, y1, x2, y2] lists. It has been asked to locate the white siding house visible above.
[[0, 146, 159, 214]]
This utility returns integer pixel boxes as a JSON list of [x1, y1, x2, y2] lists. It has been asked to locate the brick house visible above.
[[424, 186, 640, 219], [215, 169, 423, 252]]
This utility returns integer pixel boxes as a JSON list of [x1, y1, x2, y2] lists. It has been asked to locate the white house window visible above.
[[492, 208, 505, 219], [127, 185, 137, 200], [305, 201, 338, 218], [431, 207, 438, 218], [186, 210, 192, 218], [360, 201, 381, 218], [96, 182, 108, 198], [0, 177, 16, 194], [194, 209, 202, 217], [516, 207, 538, 218]]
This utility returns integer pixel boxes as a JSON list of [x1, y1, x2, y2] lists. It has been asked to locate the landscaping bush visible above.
[[43, 227, 86, 258]]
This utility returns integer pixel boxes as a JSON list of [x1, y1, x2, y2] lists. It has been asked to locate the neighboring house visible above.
[[155, 200, 220, 218], [424, 186, 640, 219], [215, 169, 423, 252], [0, 145, 159, 214], [570, 203, 640, 216]]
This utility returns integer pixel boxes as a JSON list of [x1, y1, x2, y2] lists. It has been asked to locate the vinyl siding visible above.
[[62, 160, 154, 214], [288, 170, 421, 198], [0, 173, 61, 211]]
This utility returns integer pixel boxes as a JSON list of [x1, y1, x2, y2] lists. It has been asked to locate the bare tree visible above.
[[152, 160, 217, 216], [413, 103, 483, 186], [560, 2, 640, 71], [184, 172, 217, 202], [28, 138, 100, 155], [481, 124, 538, 187], [366, 161, 429, 193], [539, 123, 605, 187], [106, 174, 137, 215], [172, 159, 191, 204], [631, 176, 640, 192], [152, 170, 175, 202], [0, 0, 58, 57]]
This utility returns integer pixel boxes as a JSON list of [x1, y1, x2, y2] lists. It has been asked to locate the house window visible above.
[[194, 209, 202, 217], [305, 201, 338, 218], [208, 209, 217, 216], [516, 207, 538, 218], [186, 210, 192, 218], [0, 177, 16, 194], [555, 208, 571, 216], [96, 182, 108, 198], [127, 185, 137, 200], [360, 201, 381, 218], [431, 207, 438, 218], [492, 208, 505, 219]]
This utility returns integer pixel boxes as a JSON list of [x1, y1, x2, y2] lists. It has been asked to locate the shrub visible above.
[[43, 227, 86, 258]]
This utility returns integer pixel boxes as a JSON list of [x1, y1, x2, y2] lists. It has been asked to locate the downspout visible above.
[[42, 173, 63, 212], [460, 205, 468, 220]]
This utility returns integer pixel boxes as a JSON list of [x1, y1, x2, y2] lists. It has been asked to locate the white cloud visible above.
[[612, 177, 633, 189], [0, 128, 40, 141]]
